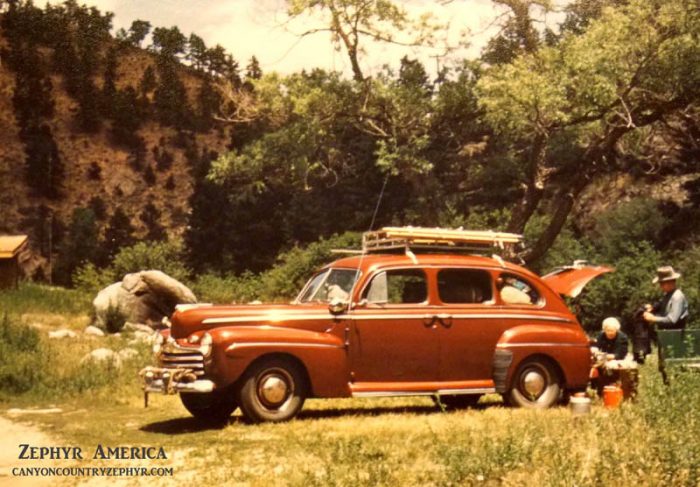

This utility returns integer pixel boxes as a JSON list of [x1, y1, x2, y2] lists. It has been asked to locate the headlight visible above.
[[199, 332, 213, 357]]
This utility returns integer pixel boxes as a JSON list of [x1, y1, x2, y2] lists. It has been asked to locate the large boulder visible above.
[[92, 270, 196, 332]]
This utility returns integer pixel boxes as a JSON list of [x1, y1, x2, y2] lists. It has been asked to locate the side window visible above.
[[497, 273, 541, 306], [437, 269, 493, 304], [364, 269, 427, 304]]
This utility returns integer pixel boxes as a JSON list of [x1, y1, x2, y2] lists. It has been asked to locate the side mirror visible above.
[[328, 298, 348, 315]]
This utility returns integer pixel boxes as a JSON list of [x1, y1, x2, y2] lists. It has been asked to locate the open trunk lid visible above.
[[541, 261, 613, 298]]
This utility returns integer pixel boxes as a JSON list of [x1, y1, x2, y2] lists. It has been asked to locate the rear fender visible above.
[[494, 324, 591, 392], [206, 326, 349, 397]]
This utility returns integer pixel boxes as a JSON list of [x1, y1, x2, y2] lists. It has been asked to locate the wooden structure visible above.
[[0, 235, 28, 289]]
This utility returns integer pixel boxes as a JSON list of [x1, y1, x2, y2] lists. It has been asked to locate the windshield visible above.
[[297, 268, 360, 304]]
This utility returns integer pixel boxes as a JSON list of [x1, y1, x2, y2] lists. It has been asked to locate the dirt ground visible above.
[[0, 415, 57, 487]]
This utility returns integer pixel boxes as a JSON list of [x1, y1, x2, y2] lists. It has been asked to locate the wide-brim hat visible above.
[[653, 266, 681, 283]]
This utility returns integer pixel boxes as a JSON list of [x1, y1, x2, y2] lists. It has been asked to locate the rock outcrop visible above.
[[92, 270, 196, 332]]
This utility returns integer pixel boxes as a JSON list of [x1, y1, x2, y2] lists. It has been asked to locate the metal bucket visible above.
[[570, 395, 591, 416]]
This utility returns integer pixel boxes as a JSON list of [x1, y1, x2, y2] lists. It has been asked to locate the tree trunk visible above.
[[506, 133, 548, 234], [522, 124, 632, 264]]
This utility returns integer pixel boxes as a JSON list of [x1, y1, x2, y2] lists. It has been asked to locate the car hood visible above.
[[170, 303, 332, 338], [541, 265, 613, 298]]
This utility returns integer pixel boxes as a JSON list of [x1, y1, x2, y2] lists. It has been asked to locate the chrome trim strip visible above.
[[203, 315, 331, 325], [226, 342, 343, 352], [352, 387, 496, 398], [205, 313, 572, 324], [351, 313, 572, 323], [497, 342, 587, 348], [437, 388, 495, 395]]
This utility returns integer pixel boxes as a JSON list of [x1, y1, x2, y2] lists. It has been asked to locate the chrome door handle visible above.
[[436, 314, 453, 328]]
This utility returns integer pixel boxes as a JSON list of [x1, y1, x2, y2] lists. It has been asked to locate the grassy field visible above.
[[1, 285, 699, 486]]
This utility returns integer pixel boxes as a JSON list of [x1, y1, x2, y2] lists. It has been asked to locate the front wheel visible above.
[[180, 388, 238, 423], [507, 358, 561, 409], [237, 357, 307, 423]]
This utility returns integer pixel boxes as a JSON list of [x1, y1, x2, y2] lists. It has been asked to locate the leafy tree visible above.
[[477, 0, 700, 263], [151, 26, 186, 60], [285, 0, 443, 82], [127, 19, 151, 47]]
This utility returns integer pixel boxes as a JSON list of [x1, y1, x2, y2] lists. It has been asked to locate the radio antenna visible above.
[[347, 173, 390, 308]]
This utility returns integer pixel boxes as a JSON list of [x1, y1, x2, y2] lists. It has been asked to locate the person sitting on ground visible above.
[[591, 317, 631, 396], [596, 317, 629, 360]]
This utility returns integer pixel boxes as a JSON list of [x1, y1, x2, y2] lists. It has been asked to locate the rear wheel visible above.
[[508, 358, 561, 409], [237, 357, 307, 423], [180, 388, 238, 423]]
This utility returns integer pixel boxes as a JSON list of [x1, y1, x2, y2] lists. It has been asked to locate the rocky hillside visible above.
[[0, 4, 241, 278]]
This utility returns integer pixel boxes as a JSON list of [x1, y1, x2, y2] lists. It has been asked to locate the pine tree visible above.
[[102, 208, 135, 262], [53, 207, 100, 286], [140, 203, 166, 241]]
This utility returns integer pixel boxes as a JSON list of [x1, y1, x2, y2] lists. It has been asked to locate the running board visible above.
[[352, 387, 496, 398]]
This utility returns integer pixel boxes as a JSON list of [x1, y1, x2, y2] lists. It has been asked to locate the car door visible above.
[[436, 268, 504, 382], [350, 268, 440, 383]]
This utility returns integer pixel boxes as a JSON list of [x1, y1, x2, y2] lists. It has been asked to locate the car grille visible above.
[[159, 343, 205, 377]]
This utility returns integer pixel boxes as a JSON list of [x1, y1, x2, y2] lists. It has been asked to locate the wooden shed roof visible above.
[[0, 235, 28, 259]]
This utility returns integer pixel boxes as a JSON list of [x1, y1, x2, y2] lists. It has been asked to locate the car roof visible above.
[[325, 253, 538, 278]]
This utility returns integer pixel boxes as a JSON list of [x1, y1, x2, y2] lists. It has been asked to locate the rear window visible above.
[[497, 273, 541, 306], [437, 269, 493, 304]]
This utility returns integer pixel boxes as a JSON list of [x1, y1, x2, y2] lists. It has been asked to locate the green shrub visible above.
[[103, 304, 126, 333], [73, 238, 191, 293], [593, 198, 665, 260], [0, 315, 44, 395]]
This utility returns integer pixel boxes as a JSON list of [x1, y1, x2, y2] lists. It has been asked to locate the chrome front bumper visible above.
[[140, 337, 215, 406], [140, 366, 215, 394]]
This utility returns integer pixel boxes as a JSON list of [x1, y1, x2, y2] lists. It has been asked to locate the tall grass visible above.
[[0, 314, 151, 404], [0, 281, 91, 316]]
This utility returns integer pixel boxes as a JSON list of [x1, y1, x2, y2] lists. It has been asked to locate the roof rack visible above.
[[362, 227, 523, 254]]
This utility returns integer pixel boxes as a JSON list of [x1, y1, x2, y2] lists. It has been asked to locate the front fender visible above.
[[206, 326, 349, 397], [494, 324, 591, 392]]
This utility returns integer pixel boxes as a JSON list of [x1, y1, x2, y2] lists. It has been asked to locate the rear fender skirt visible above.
[[496, 324, 591, 390]]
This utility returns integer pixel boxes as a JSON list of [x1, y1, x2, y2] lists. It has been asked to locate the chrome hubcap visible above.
[[259, 375, 289, 407], [522, 370, 546, 398]]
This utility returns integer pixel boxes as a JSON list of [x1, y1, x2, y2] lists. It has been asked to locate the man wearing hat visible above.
[[643, 265, 689, 384], [643, 266, 689, 330]]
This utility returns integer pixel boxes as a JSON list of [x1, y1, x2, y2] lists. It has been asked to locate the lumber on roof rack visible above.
[[362, 227, 523, 254]]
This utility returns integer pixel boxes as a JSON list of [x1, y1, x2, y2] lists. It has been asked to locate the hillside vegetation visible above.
[[0, 0, 697, 327]]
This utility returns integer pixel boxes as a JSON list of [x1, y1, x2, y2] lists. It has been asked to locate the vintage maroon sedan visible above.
[[141, 228, 610, 423]]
